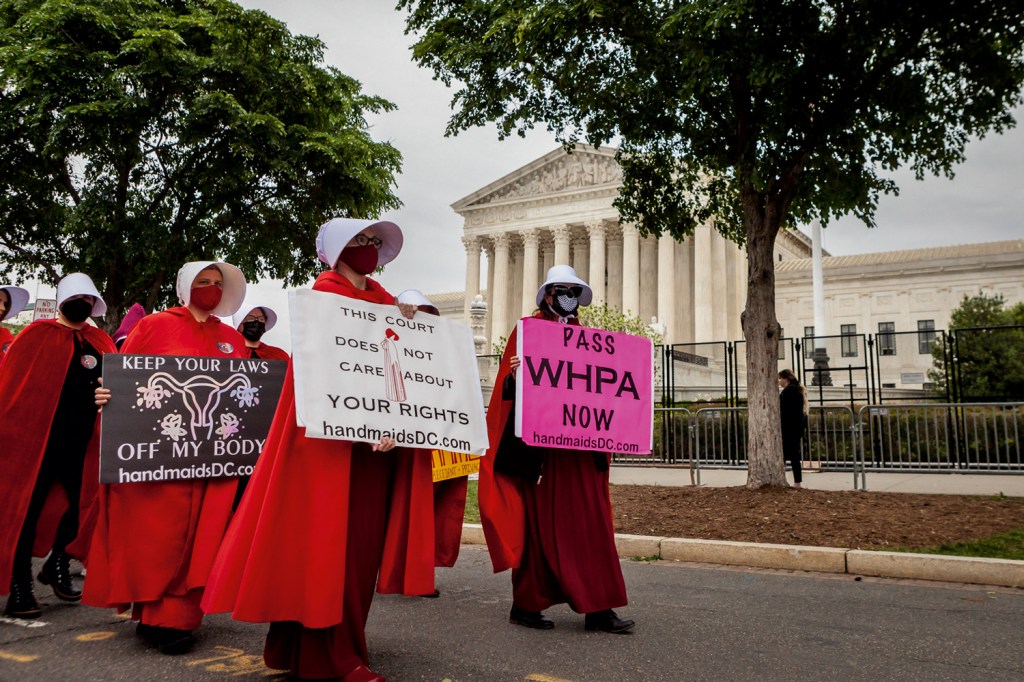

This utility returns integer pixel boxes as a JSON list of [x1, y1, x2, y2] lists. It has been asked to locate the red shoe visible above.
[[341, 665, 386, 682]]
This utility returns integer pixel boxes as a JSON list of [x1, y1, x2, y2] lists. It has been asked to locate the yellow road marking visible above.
[[188, 646, 245, 666], [76, 631, 118, 642], [0, 650, 40, 663], [525, 675, 576, 682]]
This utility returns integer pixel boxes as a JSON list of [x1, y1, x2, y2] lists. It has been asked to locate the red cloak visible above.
[[478, 324, 529, 572], [0, 325, 14, 363], [478, 315, 618, 574], [202, 271, 435, 628], [434, 476, 469, 567], [247, 341, 289, 361], [82, 308, 247, 608], [480, 315, 627, 613], [0, 320, 116, 594]]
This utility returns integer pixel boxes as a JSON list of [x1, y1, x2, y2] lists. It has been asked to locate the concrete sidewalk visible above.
[[609, 465, 1024, 497]]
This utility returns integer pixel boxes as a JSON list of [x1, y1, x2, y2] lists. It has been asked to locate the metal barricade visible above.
[[613, 407, 692, 466], [693, 406, 861, 487], [693, 407, 749, 486], [858, 403, 1024, 479]]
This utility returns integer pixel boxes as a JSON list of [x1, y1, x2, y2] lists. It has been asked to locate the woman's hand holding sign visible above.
[[95, 377, 111, 408], [397, 302, 417, 320], [372, 436, 397, 452]]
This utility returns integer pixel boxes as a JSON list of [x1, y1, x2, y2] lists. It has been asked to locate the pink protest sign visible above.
[[514, 317, 653, 454]]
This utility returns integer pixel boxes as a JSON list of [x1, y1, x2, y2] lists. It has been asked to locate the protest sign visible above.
[[100, 354, 287, 483], [431, 450, 480, 482], [515, 318, 653, 454], [289, 288, 488, 455]]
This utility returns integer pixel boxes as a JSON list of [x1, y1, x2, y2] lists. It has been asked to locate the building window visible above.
[[918, 320, 936, 354], [841, 324, 857, 357], [878, 322, 896, 356], [803, 326, 815, 359]]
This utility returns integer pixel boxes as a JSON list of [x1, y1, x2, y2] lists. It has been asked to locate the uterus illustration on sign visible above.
[[134, 372, 261, 442], [381, 328, 408, 403]]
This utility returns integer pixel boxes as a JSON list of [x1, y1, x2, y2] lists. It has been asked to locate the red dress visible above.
[[82, 308, 247, 629], [0, 320, 116, 593], [479, 315, 628, 614], [202, 271, 434, 679]]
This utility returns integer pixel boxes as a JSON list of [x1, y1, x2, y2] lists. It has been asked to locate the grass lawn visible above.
[[889, 529, 1024, 561], [465, 479, 480, 523]]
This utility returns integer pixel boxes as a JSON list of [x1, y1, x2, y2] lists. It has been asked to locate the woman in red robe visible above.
[[396, 289, 468, 576], [479, 264, 635, 634], [83, 261, 248, 654], [203, 218, 435, 682], [1, 275, 115, 618], [231, 302, 289, 361], [0, 284, 29, 362]]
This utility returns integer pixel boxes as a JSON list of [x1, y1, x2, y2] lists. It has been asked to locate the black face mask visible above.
[[241, 320, 267, 342], [61, 298, 93, 324], [550, 294, 579, 317]]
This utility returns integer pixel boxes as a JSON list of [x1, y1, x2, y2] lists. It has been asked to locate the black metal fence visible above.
[[475, 325, 1024, 476], [651, 325, 1023, 410]]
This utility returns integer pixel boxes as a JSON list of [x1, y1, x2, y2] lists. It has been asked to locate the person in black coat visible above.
[[778, 369, 808, 489]]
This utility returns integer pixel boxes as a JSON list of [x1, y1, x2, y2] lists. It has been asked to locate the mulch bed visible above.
[[610, 485, 1024, 550]]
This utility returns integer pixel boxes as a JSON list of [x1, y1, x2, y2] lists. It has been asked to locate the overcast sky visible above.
[[16, 1, 1024, 348], [232, 0, 1022, 291]]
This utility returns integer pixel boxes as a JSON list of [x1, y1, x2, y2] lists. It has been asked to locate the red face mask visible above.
[[190, 285, 223, 312], [339, 244, 379, 275]]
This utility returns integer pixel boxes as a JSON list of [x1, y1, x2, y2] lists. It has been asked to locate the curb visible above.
[[461, 524, 1024, 589]]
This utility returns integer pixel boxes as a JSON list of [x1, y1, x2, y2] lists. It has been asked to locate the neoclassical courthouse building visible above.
[[431, 144, 1024, 391]]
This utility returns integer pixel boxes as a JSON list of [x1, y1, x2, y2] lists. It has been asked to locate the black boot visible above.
[[4, 578, 42, 619], [509, 605, 554, 629], [136, 623, 194, 655], [584, 609, 635, 634], [38, 551, 82, 602]]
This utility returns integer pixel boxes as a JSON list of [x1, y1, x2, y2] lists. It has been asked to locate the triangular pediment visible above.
[[452, 144, 620, 212]]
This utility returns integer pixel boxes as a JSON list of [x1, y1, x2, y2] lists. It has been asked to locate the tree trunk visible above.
[[742, 210, 789, 488], [98, 255, 132, 335]]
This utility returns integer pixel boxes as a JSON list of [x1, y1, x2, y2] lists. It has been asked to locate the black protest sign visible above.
[[100, 354, 287, 483]]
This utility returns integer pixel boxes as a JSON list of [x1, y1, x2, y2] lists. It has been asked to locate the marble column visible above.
[[520, 229, 540, 316], [694, 223, 713, 342], [552, 224, 571, 265], [508, 245, 522, 331], [490, 233, 511, 345], [675, 236, 694, 341], [462, 235, 481, 323], [586, 221, 606, 306], [606, 226, 623, 311], [484, 241, 495, 346], [657, 233, 676, 343], [572, 234, 589, 277], [621, 223, 640, 316], [639, 235, 658, 325], [726, 240, 745, 341], [711, 228, 728, 341], [541, 239, 554, 279]]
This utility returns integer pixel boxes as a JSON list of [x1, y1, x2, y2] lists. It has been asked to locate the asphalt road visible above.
[[2, 548, 1022, 681]]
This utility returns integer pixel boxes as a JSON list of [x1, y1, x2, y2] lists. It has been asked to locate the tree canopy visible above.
[[400, 0, 1024, 486], [930, 293, 1024, 401], [0, 0, 402, 329]]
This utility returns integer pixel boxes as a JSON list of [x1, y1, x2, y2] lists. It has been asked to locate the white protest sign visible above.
[[289, 288, 488, 455]]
